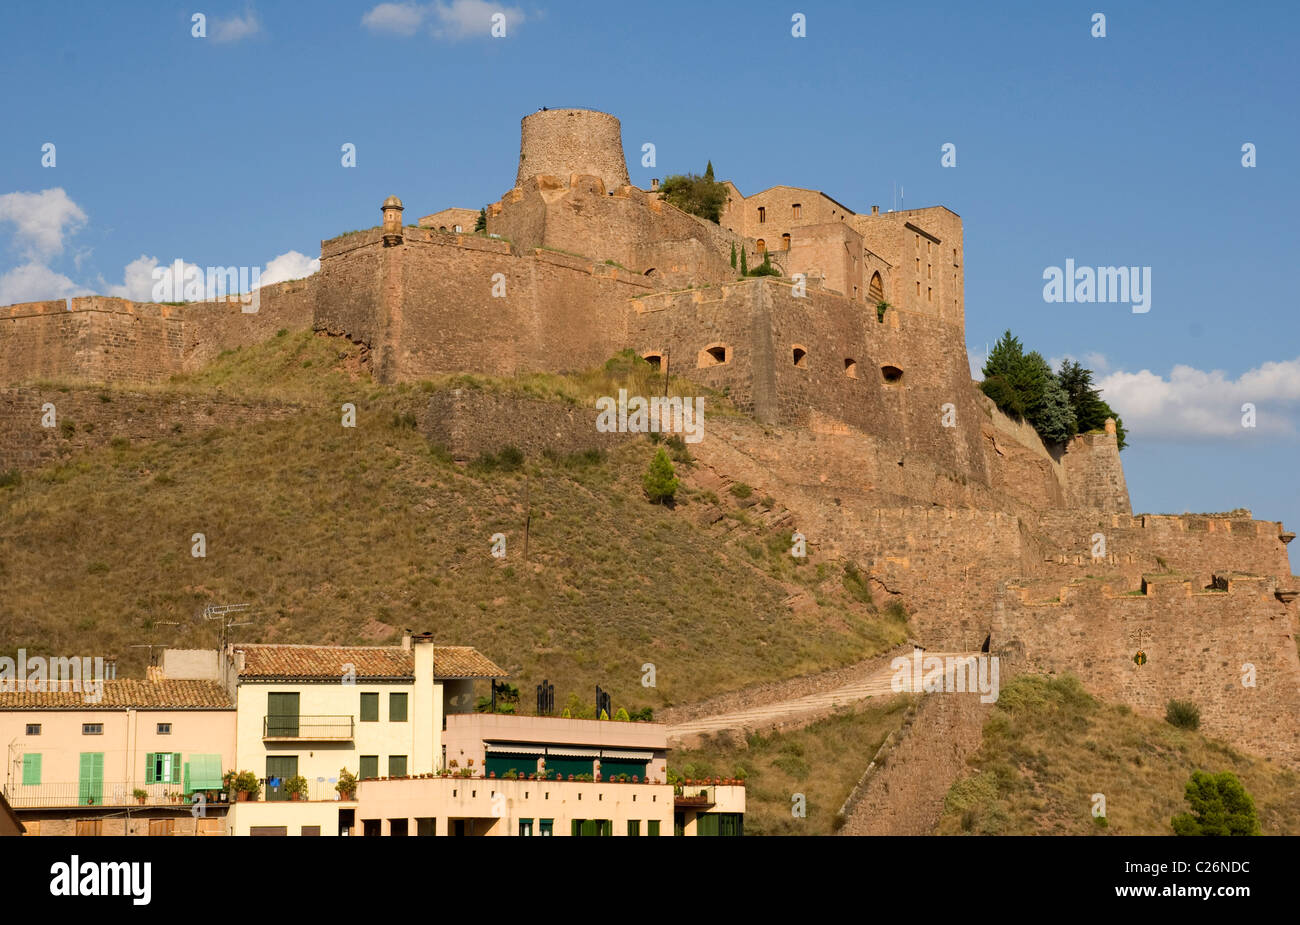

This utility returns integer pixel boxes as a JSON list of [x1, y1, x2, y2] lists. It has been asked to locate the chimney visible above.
[[651, 178, 659, 191], [401, 630, 413, 651], [104, 657, 117, 680], [871, 205, 880, 215]]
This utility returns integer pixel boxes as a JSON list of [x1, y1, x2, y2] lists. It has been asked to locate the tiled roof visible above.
[[0, 679, 232, 710], [431, 646, 507, 679], [235, 644, 413, 680], [233, 644, 506, 680]]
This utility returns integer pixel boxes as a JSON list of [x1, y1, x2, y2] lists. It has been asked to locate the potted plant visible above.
[[285, 775, 308, 802], [133, 788, 148, 805], [336, 767, 358, 800], [233, 770, 261, 801], [222, 770, 237, 794]]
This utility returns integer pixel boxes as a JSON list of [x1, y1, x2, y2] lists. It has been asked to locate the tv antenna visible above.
[[203, 603, 256, 650]]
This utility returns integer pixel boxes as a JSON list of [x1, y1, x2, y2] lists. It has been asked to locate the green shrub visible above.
[[642, 448, 679, 504], [1171, 771, 1260, 836], [1165, 699, 1201, 730], [729, 482, 753, 499], [658, 162, 727, 223], [0, 469, 20, 489]]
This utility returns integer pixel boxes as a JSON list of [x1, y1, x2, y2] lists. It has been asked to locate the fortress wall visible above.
[[852, 206, 963, 325], [0, 300, 94, 384], [421, 388, 620, 461], [0, 386, 298, 471], [993, 576, 1300, 766], [1060, 430, 1131, 512], [179, 278, 316, 370], [315, 230, 390, 353], [1031, 510, 1293, 584]]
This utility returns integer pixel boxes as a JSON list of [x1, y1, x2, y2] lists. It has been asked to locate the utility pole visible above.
[[202, 603, 255, 653]]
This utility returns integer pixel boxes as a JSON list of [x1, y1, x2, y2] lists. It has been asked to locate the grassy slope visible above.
[[938, 675, 1300, 835], [0, 331, 906, 711], [668, 695, 914, 835]]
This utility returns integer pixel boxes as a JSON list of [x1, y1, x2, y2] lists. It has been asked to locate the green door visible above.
[[267, 692, 300, 737], [78, 752, 103, 805], [266, 756, 298, 801]]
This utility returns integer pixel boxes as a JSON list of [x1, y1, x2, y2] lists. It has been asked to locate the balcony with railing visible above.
[[262, 714, 354, 742], [2, 781, 230, 810]]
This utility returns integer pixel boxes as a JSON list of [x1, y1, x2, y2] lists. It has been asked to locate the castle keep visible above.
[[1, 109, 1295, 768]]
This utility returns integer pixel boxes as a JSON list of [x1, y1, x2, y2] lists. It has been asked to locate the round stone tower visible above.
[[516, 108, 630, 192]]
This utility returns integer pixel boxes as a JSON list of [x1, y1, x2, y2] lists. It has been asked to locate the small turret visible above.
[[382, 195, 404, 247]]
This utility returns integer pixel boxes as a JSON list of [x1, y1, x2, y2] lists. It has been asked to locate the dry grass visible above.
[[937, 675, 1300, 835], [668, 695, 913, 835], [0, 332, 904, 712]]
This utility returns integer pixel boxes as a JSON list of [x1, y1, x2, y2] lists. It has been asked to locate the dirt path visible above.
[[665, 648, 981, 746]]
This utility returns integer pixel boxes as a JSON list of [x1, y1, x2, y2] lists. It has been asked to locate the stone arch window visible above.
[[757, 206, 766, 223], [756, 239, 766, 254], [781, 233, 791, 250], [791, 345, 808, 368], [869, 272, 884, 304], [881, 365, 904, 384], [643, 267, 657, 277], [698, 343, 729, 368], [454, 224, 463, 233], [439, 226, 448, 232], [844, 359, 858, 379], [642, 352, 663, 371], [792, 203, 801, 219]]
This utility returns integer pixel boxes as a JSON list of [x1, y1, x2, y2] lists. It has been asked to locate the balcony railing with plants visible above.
[[261, 714, 354, 741], [2, 781, 226, 809]]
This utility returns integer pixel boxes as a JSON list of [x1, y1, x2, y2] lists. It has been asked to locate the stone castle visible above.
[[1, 109, 1296, 771]]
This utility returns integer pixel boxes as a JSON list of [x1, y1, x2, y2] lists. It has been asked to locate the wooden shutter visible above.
[[145, 752, 156, 784], [22, 753, 41, 785], [171, 753, 182, 784]]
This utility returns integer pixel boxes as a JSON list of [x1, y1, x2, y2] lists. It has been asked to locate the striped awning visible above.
[[545, 746, 601, 758], [599, 749, 655, 761], [485, 743, 546, 756]]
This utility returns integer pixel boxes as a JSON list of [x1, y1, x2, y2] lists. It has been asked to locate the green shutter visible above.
[[647, 820, 660, 837], [22, 753, 41, 786], [267, 692, 300, 736], [571, 819, 580, 836], [188, 754, 223, 791], [389, 693, 408, 722], [79, 752, 103, 805], [628, 820, 639, 837], [696, 813, 720, 836], [360, 692, 379, 722], [359, 755, 378, 780], [388, 755, 407, 777], [145, 752, 156, 785], [184, 761, 191, 794], [171, 753, 182, 784]]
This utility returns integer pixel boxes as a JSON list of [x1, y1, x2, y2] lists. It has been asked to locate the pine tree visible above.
[[642, 448, 679, 503], [730, 241, 737, 268], [740, 247, 748, 275], [704, 160, 715, 182], [474, 207, 486, 232], [1171, 771, 1261, 836]]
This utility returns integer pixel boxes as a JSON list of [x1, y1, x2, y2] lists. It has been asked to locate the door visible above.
[[267, 692, 300, 737], [78, 752, 103, 806], [265, 756, 298, 801]]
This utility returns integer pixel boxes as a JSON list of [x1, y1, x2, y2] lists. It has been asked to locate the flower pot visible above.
[[290, 793, 302, 801], [236, 791, 250, 802]]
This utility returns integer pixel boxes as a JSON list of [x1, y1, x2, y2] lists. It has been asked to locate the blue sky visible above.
[[1, 1, 1297, 541]]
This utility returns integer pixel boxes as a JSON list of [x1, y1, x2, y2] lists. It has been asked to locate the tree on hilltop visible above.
[[642, 448, 680, 504], [1057, 358, 1127, 449], [659, 162, 728, 223], [474, 207, 487, 232]]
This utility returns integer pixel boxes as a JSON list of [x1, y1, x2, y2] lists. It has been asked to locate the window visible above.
[[78, 753, 103, 805], [844, 359, 859, 379], [360, 692, 379, 722], [156, 723, 171, 735], [697, 344, 728, 368], [647, 820, 660, 837], [756, 239, 766, 254], [628, 820, 640, 836], [417, 818, 436, 836], [22, 753, 41, 786], [266, 692, 299, 737], [642, 353, 662, 371], [453, 224, 462, 233], [388, 755, 408, 778], [782, 233, 791, 250], [389, 692, 408, 722], [869, 272, 884, 304], [571, 819, 611, 836], [757, 206, 766, 223], [881, 365, 904, 384], [359, 755, 379, 780], [792, 346, 808, 368], [82, 723, 103, 735], [145, 752, 181, 785], [519, 818, 534, 836], [265, 756, 297, 801], [927, 286, 932, 303], [390, 818, 408, 836], [792, 203, 801, 219], [539, 819, 553, 836], [25, 724, 40, 735], [362, 819, 382, 837]]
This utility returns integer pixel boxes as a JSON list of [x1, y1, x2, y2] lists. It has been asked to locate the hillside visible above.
[[938, 675, 1300, 835], [0, 330, 907, 710]]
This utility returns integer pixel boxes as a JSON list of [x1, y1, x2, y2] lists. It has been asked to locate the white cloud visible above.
[[211, 11, 263, 43], [105, 255, 162, 301], [0, 189, 88, 261], [0, 262, 88, 305], [1097, 358, 1300, 440], [362, 0, 526, 39], [258, 250, 319, 287], [362, 2, 427, 34]]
